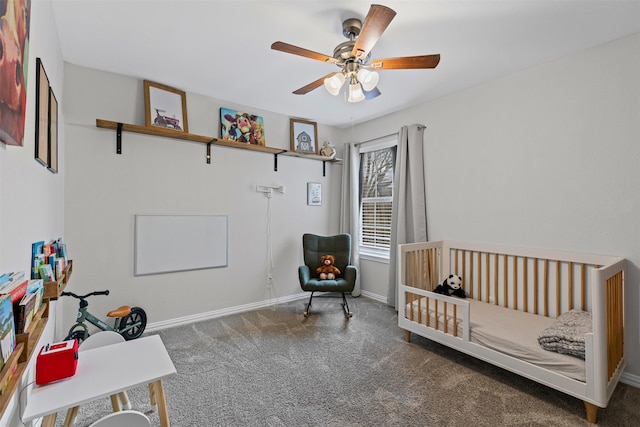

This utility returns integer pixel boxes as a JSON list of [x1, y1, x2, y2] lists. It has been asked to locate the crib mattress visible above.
[[405, 297, 586, 382]]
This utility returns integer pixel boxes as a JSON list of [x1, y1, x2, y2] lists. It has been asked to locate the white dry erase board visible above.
[[134, 215, 228, 276]]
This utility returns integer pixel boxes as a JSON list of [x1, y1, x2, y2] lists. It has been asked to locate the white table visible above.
[[22, 334, 177, 427]]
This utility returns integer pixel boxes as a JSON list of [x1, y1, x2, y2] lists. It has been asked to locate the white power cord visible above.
[[265, 193, 279, 307]]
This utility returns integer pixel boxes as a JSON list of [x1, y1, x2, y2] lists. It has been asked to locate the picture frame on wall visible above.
[[290, 118, 318, 154], [0, 0, 32, 146], [220, 107, 266, 146], [143, 80, 188, 133], [48, 88, 58, 173], [35, 58, 50, 167], [307, 182, 322, 206]]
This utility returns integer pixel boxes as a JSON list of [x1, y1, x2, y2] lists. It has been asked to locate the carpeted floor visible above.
[[55, 296, 640, 426]]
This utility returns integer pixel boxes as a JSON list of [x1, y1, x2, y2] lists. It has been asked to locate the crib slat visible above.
[[494, 254, 498, 306], [469, 251, 474, 299], [485, 252, 490, 304], [503, 254, 508, 308], [443, 303, 448, 334], [544, 259, 549, 317], [454, 249, 459, 276], [568, 261, 574, 311], [533, 258, 539, 315], [453, 305, 458, 337], [425, 296, 430, 327], [556, 260, 561, 317], [523, 257, 528, 313], [513, 256, 517, 310], [580, 263, 586, 311]]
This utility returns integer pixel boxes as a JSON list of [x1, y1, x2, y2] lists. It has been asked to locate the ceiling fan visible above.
[[271, 4, 440, 103]]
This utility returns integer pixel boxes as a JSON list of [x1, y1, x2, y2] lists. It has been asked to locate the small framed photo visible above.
[[307, 182, 322, 206], [48, 88, 58, 173], [35, 58, 50, 167], [290, 118, 318, 154], [144, 80, 188, 133], [220, 107, 266, 145]]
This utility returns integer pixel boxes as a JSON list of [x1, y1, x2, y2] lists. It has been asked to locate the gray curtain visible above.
[[387, 124, 428, 308], [340, 143, 361, 297]]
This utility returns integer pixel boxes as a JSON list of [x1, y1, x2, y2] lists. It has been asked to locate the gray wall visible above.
[[353, 33, 640, 382], [1, 5, 638, 424], [62, 64, 345, 329], [0, 2, 64, 425]]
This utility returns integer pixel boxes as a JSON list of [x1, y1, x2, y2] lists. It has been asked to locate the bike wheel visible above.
[[119, 306, 147, 340], [66, 329, 87, 345]]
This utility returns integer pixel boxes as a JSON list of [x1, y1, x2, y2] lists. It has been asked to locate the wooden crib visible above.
[[397, 240, 626, 423]]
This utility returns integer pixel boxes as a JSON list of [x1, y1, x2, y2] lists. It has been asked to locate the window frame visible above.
[[358, 136, 397, 262]]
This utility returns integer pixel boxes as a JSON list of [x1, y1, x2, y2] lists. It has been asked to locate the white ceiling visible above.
[[50, 1, 640, 128]]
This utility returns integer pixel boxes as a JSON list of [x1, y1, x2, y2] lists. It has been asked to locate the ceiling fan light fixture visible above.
[[347, 81, 365, 103], [323, 73, 346, 96], [357, 68, 379, 91]]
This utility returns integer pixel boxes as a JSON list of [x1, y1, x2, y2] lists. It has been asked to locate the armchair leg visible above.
[[341, 293, 353, 318], [304, 292, 314, 317]]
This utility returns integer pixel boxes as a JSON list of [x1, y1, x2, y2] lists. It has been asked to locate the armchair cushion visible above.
[[299, 234, 356, 293]]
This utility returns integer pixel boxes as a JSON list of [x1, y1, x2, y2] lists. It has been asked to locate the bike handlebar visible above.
[[61, 290, 110, 299]]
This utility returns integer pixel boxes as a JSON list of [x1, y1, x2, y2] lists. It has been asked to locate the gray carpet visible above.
[[56, 296, 640, 426]]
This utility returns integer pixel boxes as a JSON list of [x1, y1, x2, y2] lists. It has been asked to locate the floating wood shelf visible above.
[[96, 118, 342, 175], [0, 258, 72, 418], [0, 343, 25, 416], [43, 259, 72, 300], [96, 119, 214, 144], [283, 151, 342, 163]]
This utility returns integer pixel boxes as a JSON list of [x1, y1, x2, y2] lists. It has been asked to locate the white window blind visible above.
[[359, 144, 395, 258]]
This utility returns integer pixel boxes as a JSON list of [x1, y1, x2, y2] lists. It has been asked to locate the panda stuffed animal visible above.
[[434, 274, 466, 298]]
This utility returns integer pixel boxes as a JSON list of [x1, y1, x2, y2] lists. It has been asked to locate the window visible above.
[[359, 140, 396, 259]]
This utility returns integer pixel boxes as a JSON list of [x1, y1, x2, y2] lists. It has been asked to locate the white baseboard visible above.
[[620, 371, 640, 389], [360, 290, 388, 304], [145, 292, 309, 333], [146, 290, 391, 333]]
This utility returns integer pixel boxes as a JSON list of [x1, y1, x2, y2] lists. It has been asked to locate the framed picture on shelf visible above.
[[290, 118, 318, 154], [220, 107, 266, 146], [48, 88, 58, 173], [35, 58, 50, 167], [143, 80, 188, 133], [307, 182, 322, 206], [0, 0, 31, 146]]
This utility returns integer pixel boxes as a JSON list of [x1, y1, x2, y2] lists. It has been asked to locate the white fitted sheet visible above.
[[405, 296, 586, 382]]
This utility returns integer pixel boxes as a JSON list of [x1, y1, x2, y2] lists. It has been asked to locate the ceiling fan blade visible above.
[[351, 4, 397, 60], [271, 41, 339, 64], [293, 72, 338, 95], [364, 87, 381, 100], [370, 54, 441, 70]]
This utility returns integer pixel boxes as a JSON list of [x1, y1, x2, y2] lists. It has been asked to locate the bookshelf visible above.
[[43, 259, 72, 300], [95, 119, 341, 175], [0, 260, 72, 416]]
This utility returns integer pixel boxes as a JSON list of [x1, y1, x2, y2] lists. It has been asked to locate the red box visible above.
[[36, 339, 79, 385]]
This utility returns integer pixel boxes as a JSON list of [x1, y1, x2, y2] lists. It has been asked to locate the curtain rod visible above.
[[354, 132, 398, 147], [354, 124, 426, 147]]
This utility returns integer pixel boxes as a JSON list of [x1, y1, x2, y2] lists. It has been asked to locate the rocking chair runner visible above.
[[298, 233, 357, 317]]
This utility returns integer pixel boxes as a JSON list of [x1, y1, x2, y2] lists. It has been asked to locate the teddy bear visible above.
[[433, 274, 466, 298], [320, 141, 336, 159], [316, 254, 341, 280]]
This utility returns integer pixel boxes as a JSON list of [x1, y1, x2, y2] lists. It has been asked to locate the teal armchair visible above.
[[298, 233, 357, 318]]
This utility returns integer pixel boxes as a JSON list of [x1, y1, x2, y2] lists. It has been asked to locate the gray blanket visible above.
[[538, 309, 592, 359]]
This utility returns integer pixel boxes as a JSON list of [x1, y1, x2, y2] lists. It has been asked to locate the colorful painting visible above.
[[220, 107, 265, 146], [0, 0, 31, 146]]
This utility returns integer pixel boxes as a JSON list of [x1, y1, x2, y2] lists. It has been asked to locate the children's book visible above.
[[15, 292, 36, 334], [0, 278, 28, 304], [38, 264, 55, 283], [0, 294, 15, 371]]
